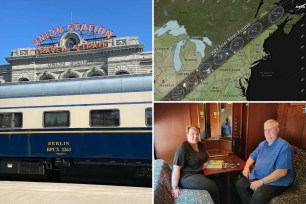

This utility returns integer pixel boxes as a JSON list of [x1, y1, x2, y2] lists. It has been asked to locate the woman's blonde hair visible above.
[[185, 125, 200, 135]]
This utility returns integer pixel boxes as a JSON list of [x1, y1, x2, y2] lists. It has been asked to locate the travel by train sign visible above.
[[35, 41, 109, 55], [33, 23, 113, 55]]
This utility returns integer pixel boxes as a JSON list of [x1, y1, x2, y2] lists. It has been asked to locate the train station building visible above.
[[0, 23, 152, 83]]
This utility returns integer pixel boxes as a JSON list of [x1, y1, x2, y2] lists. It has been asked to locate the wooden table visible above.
[[204, 155, 246, 204]]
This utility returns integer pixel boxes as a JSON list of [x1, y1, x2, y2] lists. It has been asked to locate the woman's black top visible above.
[[173, 141, 208, 179]]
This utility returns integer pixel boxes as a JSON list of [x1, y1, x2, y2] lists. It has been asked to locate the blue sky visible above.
[[0, 0, 152, 65]]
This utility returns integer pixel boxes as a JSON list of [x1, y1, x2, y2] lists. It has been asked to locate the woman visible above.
[[171, 125, 220, 204]]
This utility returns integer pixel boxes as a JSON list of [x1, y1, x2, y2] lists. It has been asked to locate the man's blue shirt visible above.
[[222, 123, 231, 137], [249, 137, 294, 186]]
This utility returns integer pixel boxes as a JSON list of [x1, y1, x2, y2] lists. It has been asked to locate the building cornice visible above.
[[6, 44, 144, 65]]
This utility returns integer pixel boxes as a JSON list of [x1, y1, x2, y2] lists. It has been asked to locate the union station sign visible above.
[[33, 23, 113, 55]]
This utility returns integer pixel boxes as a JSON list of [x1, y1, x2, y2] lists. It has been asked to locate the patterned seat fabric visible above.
[[154, 159, 214, 204], [269, 146, 306, 204]]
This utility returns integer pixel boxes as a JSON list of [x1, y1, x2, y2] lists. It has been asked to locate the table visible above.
[[203, 155, 246, 204]]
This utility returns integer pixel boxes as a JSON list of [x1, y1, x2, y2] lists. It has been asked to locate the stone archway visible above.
[[59, 69, 81, 79], [84, 67, 106, 78], [113, 65, 131, 75], [37, 71, 56, 81]]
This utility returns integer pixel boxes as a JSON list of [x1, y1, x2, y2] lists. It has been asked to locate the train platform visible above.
[[0, 181, 152, 204]]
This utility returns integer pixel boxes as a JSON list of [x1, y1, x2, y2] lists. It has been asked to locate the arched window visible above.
[[61, 69, 81, 79], [115, 70, 130, 75], [18, 77, 29, 82], [39, 72, 55, 81]]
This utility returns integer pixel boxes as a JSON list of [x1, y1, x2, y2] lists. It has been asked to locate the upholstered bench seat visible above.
[[269, 145, 306, 204], [154, 159, 214, 204]]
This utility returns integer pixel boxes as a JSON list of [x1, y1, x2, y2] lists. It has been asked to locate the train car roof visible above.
[[0, 74, 152, 99]]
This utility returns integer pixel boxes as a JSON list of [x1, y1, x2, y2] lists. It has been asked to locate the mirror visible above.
[[199, 103, 232, 140], [220, 103, 233, 140]]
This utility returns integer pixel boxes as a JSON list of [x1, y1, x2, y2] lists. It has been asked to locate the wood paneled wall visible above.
[[244, 103, 278, 159], [277, 103, 306, 149], [154, 103, 192, 164], [238, 103, 305, 160]]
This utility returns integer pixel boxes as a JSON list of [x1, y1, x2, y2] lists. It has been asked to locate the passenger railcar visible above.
[[0, 74, 152, 185]]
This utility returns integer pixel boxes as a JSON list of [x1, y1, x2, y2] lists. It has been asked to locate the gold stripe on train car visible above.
[[0, 130, 152, 134]]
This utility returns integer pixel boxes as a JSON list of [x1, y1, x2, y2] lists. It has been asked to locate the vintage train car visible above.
[[0, 74, 152, 185]]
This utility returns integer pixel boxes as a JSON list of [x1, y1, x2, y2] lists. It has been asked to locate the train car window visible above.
[[0, 112, 22, 128], [90, 109, 120, 127], [44, 111, 70, 127], [145, 108, 152, 127]]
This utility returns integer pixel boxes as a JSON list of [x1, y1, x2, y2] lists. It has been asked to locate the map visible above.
[[154, 0, 306, 101]]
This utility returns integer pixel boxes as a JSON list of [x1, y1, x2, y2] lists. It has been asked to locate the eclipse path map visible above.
[[154, 0, 305, 101]]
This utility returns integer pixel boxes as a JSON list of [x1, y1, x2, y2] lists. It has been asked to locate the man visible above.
[[222, 116, 232, 137], [235, 119, 294, 204]]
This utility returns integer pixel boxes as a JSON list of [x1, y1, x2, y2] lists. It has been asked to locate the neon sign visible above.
[[32, 23, 113, 46], [35, 41, 108, 55]]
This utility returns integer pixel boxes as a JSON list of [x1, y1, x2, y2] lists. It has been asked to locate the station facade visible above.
[[0, 23, 151, 83]]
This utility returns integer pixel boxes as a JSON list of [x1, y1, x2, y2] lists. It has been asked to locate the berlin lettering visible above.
[[33, 23, 113, 46], [47, 141, 70, 146], [35, 41, 108, 55]]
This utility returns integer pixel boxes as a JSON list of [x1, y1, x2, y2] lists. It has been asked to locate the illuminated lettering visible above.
[[105, 30, 113, 39], [87, 44, 93, 49], [32, 23, 113, 46], [72, 45, 79, 51], [39, 34, 46, 42], [36, 47, 67, 55], [36, 41, 108, 55], [94, 25, 98, 33], [68, 24, 73, 32], [45, 32, 49, 39], [74, 23, 80, 31], [88, 24, 94, 32], [57, 26, 63, 34], [50, 47, 56, 53], [81, 44, 87, 50], [33, 38, 40, 46], [49, 29, 56, 37], [80, 23, 87, 31], [98, 27, 105, 35]]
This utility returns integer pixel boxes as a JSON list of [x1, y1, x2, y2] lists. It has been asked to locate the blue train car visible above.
[[0, 74, 152, 184]]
